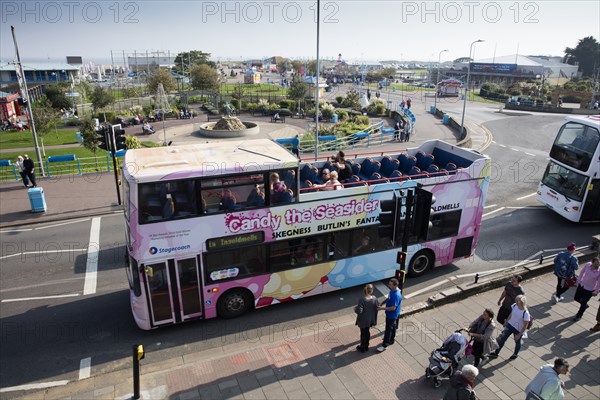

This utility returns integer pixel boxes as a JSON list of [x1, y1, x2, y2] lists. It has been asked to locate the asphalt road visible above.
[[1, 102, 598, 395]]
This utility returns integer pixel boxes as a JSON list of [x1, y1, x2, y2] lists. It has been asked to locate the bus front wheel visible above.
[[217, 289, 253, 318], [408, 250, 434, 277]]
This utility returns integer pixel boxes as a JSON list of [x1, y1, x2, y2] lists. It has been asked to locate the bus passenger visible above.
[[314, 171, 342, 191], [270, 172, 288, 203]]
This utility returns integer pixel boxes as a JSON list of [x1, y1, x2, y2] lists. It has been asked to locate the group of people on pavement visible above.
[[353, 242, 599, 400], [15, 154, 37, 188]]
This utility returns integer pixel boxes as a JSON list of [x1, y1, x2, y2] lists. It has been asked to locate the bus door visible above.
[[144, 258, 203, 326], [581, 179, 600, 222]]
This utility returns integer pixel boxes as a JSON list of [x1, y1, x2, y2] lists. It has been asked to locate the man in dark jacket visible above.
[[443, 365, 479, 400], [22, 154, 37, 187]]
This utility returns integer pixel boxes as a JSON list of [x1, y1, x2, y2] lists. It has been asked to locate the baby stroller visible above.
[[425, 329, 471, 388]]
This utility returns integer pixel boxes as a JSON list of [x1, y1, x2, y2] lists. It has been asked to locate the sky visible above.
[[1, 0, 599, 65]]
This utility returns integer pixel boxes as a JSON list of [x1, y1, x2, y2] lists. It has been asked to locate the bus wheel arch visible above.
[[217, 287, 255, 319], [408, 249, 435, 277]]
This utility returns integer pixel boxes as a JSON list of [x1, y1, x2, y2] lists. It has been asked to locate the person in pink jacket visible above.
[[573, 257, 600, 322]]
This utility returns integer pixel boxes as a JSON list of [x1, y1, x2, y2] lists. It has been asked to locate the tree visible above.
[[190, 64, 221, 92], [342, 88, 361, 110], [31, 96, 59, 137], [147, 68, 177, 94], [80, 118, 102, 169], [172, 50, 213, 75], [43, 85, 70, 109], [453, 57, 472, 63], [564, 36, 600, 77], [90, 86, 114, 122], [277, 58, 292, 74], [287, 77, 308, 111], [125, 135, 142, 149]]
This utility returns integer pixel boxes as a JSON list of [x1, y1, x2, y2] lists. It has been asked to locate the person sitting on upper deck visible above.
[[314, 170, 342, 191], [270, 172, 289, 203]]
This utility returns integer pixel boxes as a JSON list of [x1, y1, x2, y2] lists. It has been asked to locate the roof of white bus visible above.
[[563, 114, 600, 128], [123, 139, 299, 181]]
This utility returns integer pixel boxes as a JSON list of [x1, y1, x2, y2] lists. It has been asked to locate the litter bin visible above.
[[76, 132, 82, 143], [28, 187, 47, 213], [331, 114, 338, 123], [430, 105, 436, 114], [443, 114, 450, 125]]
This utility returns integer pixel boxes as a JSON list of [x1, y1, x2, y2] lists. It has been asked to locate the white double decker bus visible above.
[[537, 115, 600, 222], [122, 139, 490, 329]]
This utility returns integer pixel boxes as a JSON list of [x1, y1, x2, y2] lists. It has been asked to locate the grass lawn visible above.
[[0, 146, 108, 163], [0, 129, 79, 149], [221, 83, 287, 95]]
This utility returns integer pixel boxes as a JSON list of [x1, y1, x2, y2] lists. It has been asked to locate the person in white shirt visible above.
[[488, 294, 530, 361], [525, 358, 568, 400]]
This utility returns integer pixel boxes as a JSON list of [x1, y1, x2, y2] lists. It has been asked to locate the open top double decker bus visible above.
[[122, 139, 490, 329], [537, 115, 600, 222]]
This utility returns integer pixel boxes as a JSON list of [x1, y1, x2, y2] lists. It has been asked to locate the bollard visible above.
[[474, 273, 479, 284], [133, 344, 145, 399], [539, 253, 544, 264]]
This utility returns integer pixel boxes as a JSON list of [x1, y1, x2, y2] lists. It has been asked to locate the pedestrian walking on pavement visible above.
[[407, 98, 412, 109], [404, 126, 411, 142], [552, 243, 579, 304], [442, 364, 479, 400], [15, 156, 29, 187], [291, 134, 301, 159], [354, 284, 379, 353], [525, 358, 569, 400], [394, 120, 400, 141], [497, 275, 525, 325], [22, 154, 37, 187], [489, 294, 530, 361], [377, 278, 402, 352], [572, 257, 600, 321], [467, 308, 499, 367]]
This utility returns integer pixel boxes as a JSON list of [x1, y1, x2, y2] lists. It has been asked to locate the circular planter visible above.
[[194, 122, 260, 138]]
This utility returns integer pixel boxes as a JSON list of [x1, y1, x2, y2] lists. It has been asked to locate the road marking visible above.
[[492, 141, 496, 144], [499, 144, 506, 148], [1, 293, 80, 303], [0, 380, 69, 393], [79, 358, 91, 380], [35, 218, 91, 230], [505, 206, 545, 210], [524, 152, 536, 157], [83, 217, 101, 296], [484, 204, 497, 209], [0, 249, 87, 261], [516, 193, 537, 201], [511, 148, 520, 152], [482, 207, 506, 218], [0, 228, 33, 234]]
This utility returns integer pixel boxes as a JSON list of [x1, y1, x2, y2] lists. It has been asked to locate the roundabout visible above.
[[194, 116, 260, 138]]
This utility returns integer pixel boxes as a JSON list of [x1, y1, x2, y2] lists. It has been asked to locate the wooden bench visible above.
[[271, 115, 286, 123]]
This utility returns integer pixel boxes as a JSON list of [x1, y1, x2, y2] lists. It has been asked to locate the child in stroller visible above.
[[425, 329, 472, 388]]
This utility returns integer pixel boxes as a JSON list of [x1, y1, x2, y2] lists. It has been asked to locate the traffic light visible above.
[[113, 124, 126, 150], [378, 193, 401, 244], [411, 188, 436, 243], [96, 126, 110, 151]]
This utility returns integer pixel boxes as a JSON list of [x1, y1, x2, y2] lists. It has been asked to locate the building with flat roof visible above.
[[0, 62, 80, 87], [442, 54, 579, 86]]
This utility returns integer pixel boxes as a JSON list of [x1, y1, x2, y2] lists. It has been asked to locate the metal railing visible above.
[[0, 155, 124, 182]]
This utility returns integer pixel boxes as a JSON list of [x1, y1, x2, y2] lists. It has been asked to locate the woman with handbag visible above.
[[467, 308, 499, 367], [354, 284, 379, 353], [552, 243, 579, 304]]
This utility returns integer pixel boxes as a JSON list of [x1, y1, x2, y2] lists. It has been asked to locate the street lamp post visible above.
[[434, 49, 448, 113], [460, 40, 484, 139]]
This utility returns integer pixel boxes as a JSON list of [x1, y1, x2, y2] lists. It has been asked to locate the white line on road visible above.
[[1, 293, 80, 303], [524, 153, 536, 157], [0, 381, 69, 393], [79, 358, 91, 380], [35, 218, 91, 230], [482, 207, 506, 218], [499, 144, 506, 148], [83, 217, 101, 296], [0, 249, 88, 261], [516, 193, 537, 201], [0, 228, 33, 234], [511, 148, 520, 152], [484, 204, 497, 209]]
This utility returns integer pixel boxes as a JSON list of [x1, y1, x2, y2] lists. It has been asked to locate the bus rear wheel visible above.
[[408, 250, 434, 277], [217, 289, 253, 318]]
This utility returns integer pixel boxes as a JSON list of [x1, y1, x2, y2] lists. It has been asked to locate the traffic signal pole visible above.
[[108, 125, 122, 205], [398, 190, 413, 293]]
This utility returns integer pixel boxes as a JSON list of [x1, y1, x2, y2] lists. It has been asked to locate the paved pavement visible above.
[[13, 268, 600, 400]]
